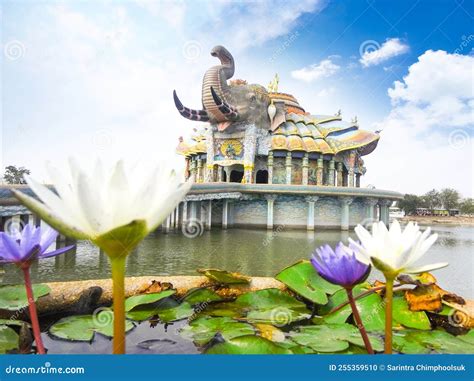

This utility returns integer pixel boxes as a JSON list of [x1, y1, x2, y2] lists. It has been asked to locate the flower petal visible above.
[[1, 233, 22, 262], [40, 244, 75, 259], [403, 262, 448, 274]]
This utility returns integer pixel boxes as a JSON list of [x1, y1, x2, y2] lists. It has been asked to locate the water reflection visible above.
[[1, 225, 472, 298]]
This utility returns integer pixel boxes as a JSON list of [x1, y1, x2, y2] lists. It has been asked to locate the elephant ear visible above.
[[270, 101, 286, 131]]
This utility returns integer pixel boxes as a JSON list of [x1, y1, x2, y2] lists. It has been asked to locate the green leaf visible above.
[[205, 335, 292, 354], [181, 317, 255, 346], [49, 312, 134, 342], [392, 295, 431, 330], [182, 287, 224, 305], [0, 326, 19, 354], [392, 329, 474, 354], [0, 319, 30, 327], [275, 260, 341, 304], [93, 219, 149, 257], [318, 285, 385, 332], [288, 324, 384, 353], [157, 302, 194, 323], [0, 284, 50, 311], [125, 290, 176, 312], [197, 269, 251, 285], [234, 288, 311, 325]]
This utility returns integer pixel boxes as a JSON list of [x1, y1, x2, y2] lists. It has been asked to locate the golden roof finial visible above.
[[267, 73, 279, 93]]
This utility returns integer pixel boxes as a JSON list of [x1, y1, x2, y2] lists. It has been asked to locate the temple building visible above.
[[169, 45, 401, 232]]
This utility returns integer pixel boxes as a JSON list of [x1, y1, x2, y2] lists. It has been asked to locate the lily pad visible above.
[[289, 323, 384, 353], [197, 269, 251, 285], [0, 326, 19, 354], [276, 260, 341, 304], [393, 329, 474, 354], [318, 285, 385, 332], [0, 284, 50, 311], [181, 317, 255, 346], [49, 311, 134, 341], [392, 295, 431, 330], [181, 287, 224, 305], [124, 290, 176, 312], [157, 302, 194, 323], [205, 335, 292, 354], [234, 288, 311, 325], [0, 319, 30, 327]]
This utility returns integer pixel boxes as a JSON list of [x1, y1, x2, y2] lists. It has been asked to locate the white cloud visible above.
[[364, 50, 474, 197], [360, 38, 409, 67], [291, 58, 340, 82]]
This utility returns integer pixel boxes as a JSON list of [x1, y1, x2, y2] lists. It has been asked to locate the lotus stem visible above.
[[346, 287, 374, 354], [21, 266, 45, 354], [110, 256, 126, 354], [384, 276, 394, 354]]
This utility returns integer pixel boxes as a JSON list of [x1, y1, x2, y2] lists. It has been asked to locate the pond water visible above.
[[2, 224, 473, 298]]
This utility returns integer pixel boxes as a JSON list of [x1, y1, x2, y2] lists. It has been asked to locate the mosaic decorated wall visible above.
[[291, 159, 302, 185], [272, 157, 286, 184]]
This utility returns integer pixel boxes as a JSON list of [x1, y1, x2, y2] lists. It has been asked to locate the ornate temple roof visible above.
[[176, 111, 379, 157], [270, 113, 379, 155]]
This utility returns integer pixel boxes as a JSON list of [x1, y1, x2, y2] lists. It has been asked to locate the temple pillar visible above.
[[285, 152, 292, 184], [302, 153, 309, 185], [265, 195, 277, 230], [174, 206, 180, 229], [163, 215, 170, 234], [243, 164, 254, 184], [169, 209, 175, 231], [189, 159, 197, 182], [267, 152, 274, 185], [20, 214, 29, 228], [348, 168, 355, 187], [379, 199, 392, 226], [196, 158, 203, 183], [339, 197, 353, 231], [365, 198, 378, 225], [336, 162, 343, 187], [33, 214, 41, 227], [217, 166, 224, 182], [205, 164, 214, 182], [182, 201, 188, 228], [356, 173, 361, 188], [316, 158, 324, 185], [305, 196, 319, 231], [328, 159, 336, 186], [222, 200, 229, 229], [206, 200, 212, 230]]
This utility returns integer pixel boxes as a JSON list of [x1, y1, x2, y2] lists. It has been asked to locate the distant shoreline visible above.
[[398, 215, 474, 226]]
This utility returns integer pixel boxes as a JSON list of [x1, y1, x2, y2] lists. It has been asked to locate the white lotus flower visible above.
[[349, 220, 448, 276], [12, 159, 191, 255]]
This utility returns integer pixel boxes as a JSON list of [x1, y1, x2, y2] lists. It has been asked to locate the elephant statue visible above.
[[173, 45, 286, 132]]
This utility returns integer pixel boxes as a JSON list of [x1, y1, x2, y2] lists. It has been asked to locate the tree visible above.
[[439, 188, 460, 210], [3, 165, 31, 185], [459, 198, 474, 215], [422, 189, 441, 209], [398, 194, 423, 215]]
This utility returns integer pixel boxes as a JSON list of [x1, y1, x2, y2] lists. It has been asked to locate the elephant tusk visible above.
[[173, 90, 210, 122], [210, 86, 239, 121]]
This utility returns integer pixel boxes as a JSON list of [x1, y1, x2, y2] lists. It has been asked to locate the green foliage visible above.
[[288, 324, 384, 353], [181, 317, 255, 346], [0, 326, 19, 353], [439, 188, 460, 210], [204, 335, 292, 354], [181, 287, 224, 305], [2, 165, 30, 185], [459, 198, 474, 214], [49, 311, 134, 341], [275, 260, 341, 304], [0, 284, 50, 311], [124, 290, 176, 312], [398, 194, 424, 215]]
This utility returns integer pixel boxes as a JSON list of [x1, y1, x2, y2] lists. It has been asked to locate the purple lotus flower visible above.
[[311, 242, 371, 288], [0, 223, 74, 267]]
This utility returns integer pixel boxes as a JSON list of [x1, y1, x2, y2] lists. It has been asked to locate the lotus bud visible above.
[[268, 100, 276, 123]]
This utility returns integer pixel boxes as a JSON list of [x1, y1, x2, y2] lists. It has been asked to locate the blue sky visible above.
[[1, 0, 473, 196]]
